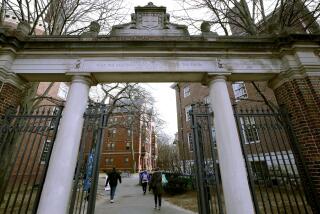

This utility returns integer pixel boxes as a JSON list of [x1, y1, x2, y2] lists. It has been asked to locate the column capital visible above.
[[68, 74, 96, 86], [201, 73, 229, 86], [71, 75, 93, 85]]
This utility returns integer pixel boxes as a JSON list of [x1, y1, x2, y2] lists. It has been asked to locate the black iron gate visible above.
[[190, 104, 225, 214], [234, 105, 316, 214], [69, 104, 108, 214], [0, 105, 62, 214]]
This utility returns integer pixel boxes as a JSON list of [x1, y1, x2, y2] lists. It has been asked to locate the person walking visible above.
[[105, 167, 122, 203], [150, 167, 163, 210], [140, 170, 149, 195]]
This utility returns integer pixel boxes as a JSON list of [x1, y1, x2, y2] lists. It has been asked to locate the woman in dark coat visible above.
[[150, 168, 163, 210]]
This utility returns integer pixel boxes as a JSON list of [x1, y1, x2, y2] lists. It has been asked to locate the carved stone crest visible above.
[[110, 2, 189, 37]]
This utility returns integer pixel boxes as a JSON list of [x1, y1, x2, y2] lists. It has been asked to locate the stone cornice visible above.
[[269, 66, 320, 90], [1, 26, 319, 54], [0, 70, 26, 89]]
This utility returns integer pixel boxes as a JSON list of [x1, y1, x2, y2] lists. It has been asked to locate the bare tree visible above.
[[90, 83, 162, 173], [1, 0, 126, 35], [157, 132, 182, 172], [173, 0, 320, 35], [0, 0, 127, 113]]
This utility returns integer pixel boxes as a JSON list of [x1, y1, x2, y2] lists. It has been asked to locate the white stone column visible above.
[[208, 76, 255, 214], [37, 75, 91, 214]]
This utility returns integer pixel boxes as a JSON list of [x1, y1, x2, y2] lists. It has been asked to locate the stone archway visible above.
[[0, 2, 320, 214]]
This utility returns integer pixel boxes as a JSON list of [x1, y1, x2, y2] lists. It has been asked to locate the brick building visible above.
[[100, 105, 157, 173], [172, 81, 284, 170]]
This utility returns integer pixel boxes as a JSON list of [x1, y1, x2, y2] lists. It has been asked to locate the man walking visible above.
[[105, 167, 122, 203]]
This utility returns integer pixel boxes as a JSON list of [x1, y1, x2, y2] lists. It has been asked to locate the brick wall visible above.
[[100, 113, 155, 172], [174, 81, 277, 162], [274, 76, 320, 209], [0, 82, 22, 116]]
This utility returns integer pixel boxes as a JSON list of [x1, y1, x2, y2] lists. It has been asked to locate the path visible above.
[[95, 173, 196, 214]]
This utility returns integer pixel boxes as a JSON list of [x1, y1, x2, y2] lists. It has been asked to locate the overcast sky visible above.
[[142, 83, 177, 141]]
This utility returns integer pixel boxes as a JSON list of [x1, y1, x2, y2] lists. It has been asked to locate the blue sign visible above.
[[84, 151, 94, 191]]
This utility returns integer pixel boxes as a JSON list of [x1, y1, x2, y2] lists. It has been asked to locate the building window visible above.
[[187, 133, 193, 151], [57, 82, 69, 100], [109, 128, 116, 139], [232, 82, 248, 100], [111, 143, 115, 150], [185, 105, 192, 121], [106, 158, 114, 165], [124, 157, 129, 164], [204, 96, 210, 104], [240, 117, 260, 144], [126, 143, 130, 150], [41, 140, 51, 163], [183, 85, 190, 97], [127, 130, 132, 137]]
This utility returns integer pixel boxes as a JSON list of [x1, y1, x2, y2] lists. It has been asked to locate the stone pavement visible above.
[[95, 173, 196, 214]]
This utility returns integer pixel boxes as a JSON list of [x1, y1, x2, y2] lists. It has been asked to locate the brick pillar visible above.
[[0, 82, 23, 116], [273, 76, 320, 211]]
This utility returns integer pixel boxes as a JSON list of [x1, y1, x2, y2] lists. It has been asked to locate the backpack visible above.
[[142, 173, 148, 182]]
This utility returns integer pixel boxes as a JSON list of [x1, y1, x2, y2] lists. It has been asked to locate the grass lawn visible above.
[[164, 186, 313, 214]]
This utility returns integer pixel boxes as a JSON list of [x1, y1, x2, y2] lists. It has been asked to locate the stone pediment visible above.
[[110, 2, 189, 37]]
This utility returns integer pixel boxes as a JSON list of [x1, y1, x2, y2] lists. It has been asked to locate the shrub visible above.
[[163, 174, 192, 195]]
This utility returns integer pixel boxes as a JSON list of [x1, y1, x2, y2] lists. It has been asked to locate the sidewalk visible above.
[[95, 173, 196, 214]]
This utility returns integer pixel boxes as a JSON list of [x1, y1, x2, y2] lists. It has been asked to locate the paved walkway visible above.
[[95, 173, 196, 214]]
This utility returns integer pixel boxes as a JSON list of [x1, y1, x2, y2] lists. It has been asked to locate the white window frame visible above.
[[187, 133, 193, 151], [57, 82, 69, 100], [41, 140, 51, 164], [232, 82, 248, 101], [183, 85, 190, 97], [126, 143, 130, 150], [185, 105, 192, 121], [203, 96, 210, 104], [240, 117, 260, 144]]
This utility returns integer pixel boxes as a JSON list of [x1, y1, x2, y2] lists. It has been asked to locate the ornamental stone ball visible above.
[[201, 21, 211, 33], [17, 21, 31, 35], [89, 21, 100, 33]]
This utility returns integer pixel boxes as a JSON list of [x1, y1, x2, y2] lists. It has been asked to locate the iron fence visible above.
[[234, 105, 315, 214], [190, 104, 225, 214], [69, 104, 107, 214], [0, 105, 62, 214]]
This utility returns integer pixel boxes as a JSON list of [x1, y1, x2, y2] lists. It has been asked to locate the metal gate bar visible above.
[[69, 104, 107, 214], [190, 104, 225, 214], [234, 105, 313, 214], [0, 106, 62, 214]]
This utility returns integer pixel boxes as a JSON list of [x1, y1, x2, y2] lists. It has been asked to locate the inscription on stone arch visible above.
[[137, 12, 163, 29]]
